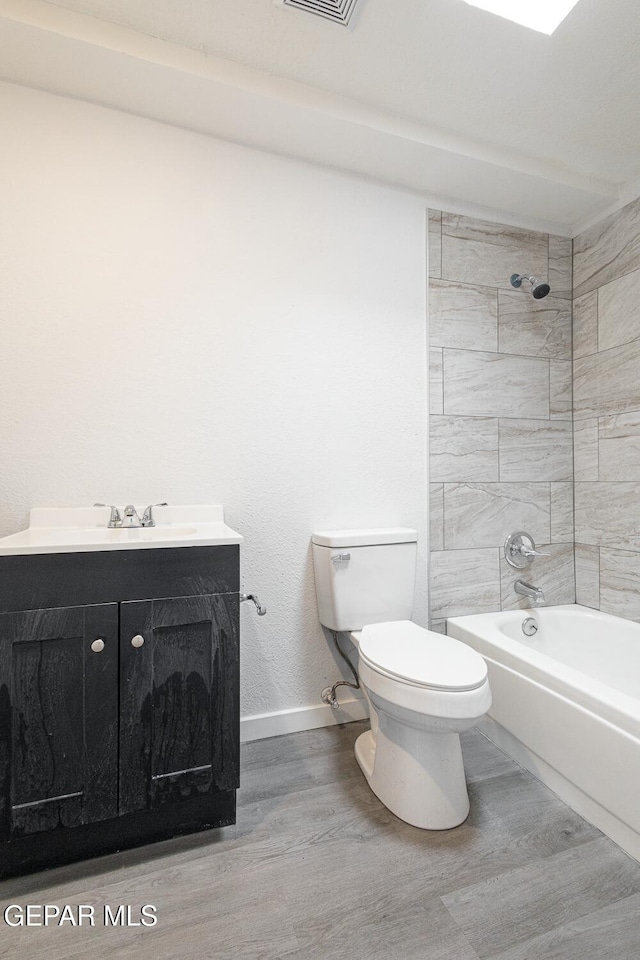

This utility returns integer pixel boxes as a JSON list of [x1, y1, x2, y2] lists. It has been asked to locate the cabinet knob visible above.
[[131, 634, 145, 648], [91, 638, 105, 653]]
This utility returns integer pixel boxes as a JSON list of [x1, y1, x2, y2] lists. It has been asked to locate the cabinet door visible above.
[[0, 604, 119, 840], [119, 593, 239, 815]]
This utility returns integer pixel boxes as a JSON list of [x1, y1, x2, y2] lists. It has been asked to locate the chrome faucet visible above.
[[122, 505, 144, 527], [515, 580, 545, 604], [95, 502, 168, 528]]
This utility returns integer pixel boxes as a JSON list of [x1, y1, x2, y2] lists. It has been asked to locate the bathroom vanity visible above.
[[0, 506, 243, 877]]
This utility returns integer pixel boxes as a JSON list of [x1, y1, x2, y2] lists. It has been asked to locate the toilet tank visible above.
[[311, 528, 418, 632]]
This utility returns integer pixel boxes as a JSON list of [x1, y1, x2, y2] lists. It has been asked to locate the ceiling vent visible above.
[[278, 0, 361, 27]]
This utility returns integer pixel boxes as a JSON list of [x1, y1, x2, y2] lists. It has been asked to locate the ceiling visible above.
[[1, 0, 639, 233]]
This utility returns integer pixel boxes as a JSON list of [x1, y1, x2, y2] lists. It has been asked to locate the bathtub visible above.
[[448, 604, 640, 861]]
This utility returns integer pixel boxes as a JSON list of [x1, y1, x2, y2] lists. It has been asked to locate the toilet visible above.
[[311, 527, 491, 829]]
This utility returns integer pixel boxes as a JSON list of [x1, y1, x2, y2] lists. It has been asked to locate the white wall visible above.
[[0, 82, 428, 738]]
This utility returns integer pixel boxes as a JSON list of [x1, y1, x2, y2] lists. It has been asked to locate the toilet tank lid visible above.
[[311, 527, 417, 548]]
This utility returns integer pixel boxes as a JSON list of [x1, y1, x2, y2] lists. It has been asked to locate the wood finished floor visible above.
[[2, 720, 640, 959]]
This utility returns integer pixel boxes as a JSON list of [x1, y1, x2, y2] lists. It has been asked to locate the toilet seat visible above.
[[358, 620, 487, 692]]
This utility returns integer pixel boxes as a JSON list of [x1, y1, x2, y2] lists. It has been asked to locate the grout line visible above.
[[569, 262, 577, 603], [440, 345, 571, 362], [433, 413, 572, 423], [435, 274, 572, 301]]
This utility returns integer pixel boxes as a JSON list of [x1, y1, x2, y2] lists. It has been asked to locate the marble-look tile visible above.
[[548, 235, 572, 300], [599, 411, 640, 481], [573, 340, 640, 419], [443, 350, 550, 419], [430, 548, 501, 619], [574, 196, 640, 299], [429, 619, 448, 635], [551, 482, 574, 543], [431, 416, 499, 482], [430, 482, 444, 552], [598, 268, 640, 352], [575, 543, 600, 609], [430, 347, 444, 415], [497, 291, 571, 360], [499, 420, 572, 482], [550, 360, 572, 419], [444, 483, 550, 550], [430, 280, 498, 351], [574, 419, 598, 481], [573, 291, 598, 359], [441, 213, 548, 290], [429, 209, 442, 279], [599, 548, 640, 621], [575, 481, 640, 551], [500, 542, 575, 611]]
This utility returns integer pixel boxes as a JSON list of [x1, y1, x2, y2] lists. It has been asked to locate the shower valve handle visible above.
[[504, 531, 549, 569], [520, 544, 550, 560]]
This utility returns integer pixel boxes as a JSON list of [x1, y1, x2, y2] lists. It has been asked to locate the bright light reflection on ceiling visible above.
[[461, 0, 583, 34]]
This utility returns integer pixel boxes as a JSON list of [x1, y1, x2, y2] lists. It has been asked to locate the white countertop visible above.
[[0, 505, 243, 556]]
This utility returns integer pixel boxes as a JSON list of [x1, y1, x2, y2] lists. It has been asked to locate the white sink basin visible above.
[[0, 506, 242, 555]]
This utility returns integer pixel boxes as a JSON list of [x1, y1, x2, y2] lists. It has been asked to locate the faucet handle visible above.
[[520, 544, 551, 560], [504, 531, 549, 568], [94, 503, 122, 527], [141, 502, 168, 527]]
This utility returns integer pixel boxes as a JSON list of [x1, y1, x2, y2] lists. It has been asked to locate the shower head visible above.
[[510, 273, 551, 300]]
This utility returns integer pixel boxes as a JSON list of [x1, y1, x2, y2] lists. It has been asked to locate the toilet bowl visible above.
[[352, 620, 490, 829], [311, 527, 491, 829]]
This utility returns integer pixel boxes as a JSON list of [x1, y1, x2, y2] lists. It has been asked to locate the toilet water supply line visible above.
[[322, 632, 360, 709]]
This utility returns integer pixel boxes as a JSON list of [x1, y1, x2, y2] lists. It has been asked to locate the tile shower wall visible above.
[[573, 197, 640, 620], [428, 211, 575, 632]]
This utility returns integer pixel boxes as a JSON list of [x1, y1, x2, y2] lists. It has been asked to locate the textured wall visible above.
[[428, 211, 574, 630], [0, 82, 428, 731], [573, 197, 640, 618]]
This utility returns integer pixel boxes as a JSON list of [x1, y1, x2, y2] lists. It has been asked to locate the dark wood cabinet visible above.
[[0, 603, 119, 840], [119, 593, 239, 814], [0, 545, 240, 877]]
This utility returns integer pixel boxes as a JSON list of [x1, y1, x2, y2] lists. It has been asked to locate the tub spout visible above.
[[515, 580, 545, 604]]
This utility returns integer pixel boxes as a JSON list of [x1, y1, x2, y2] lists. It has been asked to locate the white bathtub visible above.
[[448, 604, 640, 861]]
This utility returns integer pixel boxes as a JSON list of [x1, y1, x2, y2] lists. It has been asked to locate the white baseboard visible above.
[[240, 696, 369, 743]]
